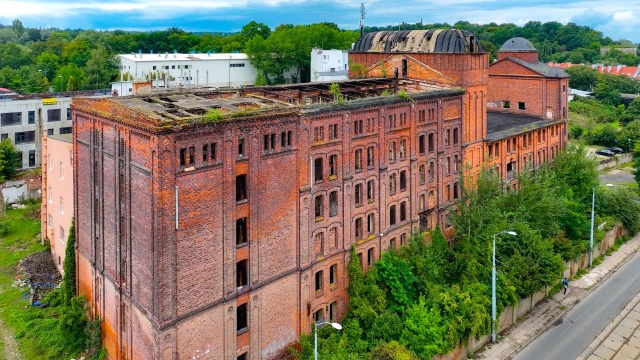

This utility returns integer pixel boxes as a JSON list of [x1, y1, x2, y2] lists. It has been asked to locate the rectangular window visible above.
[[446, 157, 451, 175], [400, 201, 406, 222], [314, 309, 325, 323], [502, 101, 511, 109], [354, 120, 363, 136], [59, 161, 64, 179], [389, 141, 396, 161], [66, 108, 72, 120], [354, 149, 362, 171], [180, 148, 186, 166], [367, 248, 374, 266], [314, 126, 325, 141], [47, 129, 54, 136], [314, 158, 323, 182], [28, 150, 36, 167], [330, 227, 338, 248], [236, 260, 248, 287], [428, 161, 434, 182], [60, 196, 65, 214], [28, 111, 35, 124], [389, 205, 396, 226], [236, 175, 247, 202], [367, 146, 374, 168], [390, 238, 396, 249], [203, 144, 209, 161], [428, 133, 434, 152], [367, 213, 375, 234], [329, 191, 338, 217], [389, 173, 396, 194], [419, 164, 425, 185], [354, 183, 363, 205], [238, 138, 244, 157], [400, 170, 407, 191], [518, 102, 526, 110], [329, 124, 338, 139], [236, 217, 248, 245], [367, 180, 375, 201], [47, 109, 61, 122], [15, 131, 35, 144], [399, 140, 406, 159], [419, 135, 425, 154], [237, 304, 248, 333], [330, 265, 337, 286], [314, 195, 324, 219], [329, 155, 338, 178], [315, 232, 324, 255], [453, 128, 459, 146], [400, 233, 407, 245], [330, 301, 337, 321], [187, 146, 194, 165], [281, 132, 287, 147], [211, 143, 217, 162], [59, 127, 72, 134], [315, 270, 323, 291], [59, 226, 65, 240], [445, 129, 450, 147], [0, 112, 21, 126], [355, 217, 363, 240]]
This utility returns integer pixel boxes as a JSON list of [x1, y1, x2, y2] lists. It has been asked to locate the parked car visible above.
[[596, 149, 615, 157], [607, 147, 624, 154]]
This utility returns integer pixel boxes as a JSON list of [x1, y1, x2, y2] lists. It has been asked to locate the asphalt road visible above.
[[513, 249, 640, 360]]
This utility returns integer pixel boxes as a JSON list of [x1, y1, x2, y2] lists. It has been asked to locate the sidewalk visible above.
[[476, 233, 640, 360]]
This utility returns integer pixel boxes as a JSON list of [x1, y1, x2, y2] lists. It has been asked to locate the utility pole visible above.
[[359, 3, 366, 37]]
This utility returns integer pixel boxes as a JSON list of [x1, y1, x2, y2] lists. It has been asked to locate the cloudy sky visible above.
[[0, 0, 638, 43]]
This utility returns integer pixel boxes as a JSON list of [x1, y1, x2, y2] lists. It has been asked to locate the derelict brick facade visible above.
[[73, 31, 568, 360]]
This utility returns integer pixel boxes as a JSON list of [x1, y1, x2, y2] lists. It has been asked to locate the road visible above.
[[513, 249, 640, 360]]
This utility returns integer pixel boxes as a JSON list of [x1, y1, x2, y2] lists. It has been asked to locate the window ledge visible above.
[[237, 328, 248, 336], [315, 216, 324, 222], [236, 199, 248, 205], [236, 242, 249, 249]]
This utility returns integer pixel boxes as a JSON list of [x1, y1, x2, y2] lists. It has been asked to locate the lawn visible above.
[[0, 204, 85, 359]]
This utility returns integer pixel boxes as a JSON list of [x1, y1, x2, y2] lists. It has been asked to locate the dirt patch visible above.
[[0, 316, 23, 360]]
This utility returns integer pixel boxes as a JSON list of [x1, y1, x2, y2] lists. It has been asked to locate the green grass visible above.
[[0, 205, 85, 359]]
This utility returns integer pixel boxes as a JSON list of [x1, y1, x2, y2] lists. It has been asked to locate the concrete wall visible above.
[[596, 153, 633, 171]]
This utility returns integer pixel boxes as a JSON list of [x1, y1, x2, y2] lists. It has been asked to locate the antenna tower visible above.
[[360, 3, 366, 36]]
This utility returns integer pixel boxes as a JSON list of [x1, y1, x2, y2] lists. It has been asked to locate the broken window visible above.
[[237, 304, 248, 333], [236, 175, 247, 202], [428, 133, 434, 152], [354, 149, 362, 171], [355, 217, 363, 240], [453, 128, 459, 146], [400, 201, 407, 222], [314, 126, 325, 142], [329, 191, 338, 217], [354, 183, 363, 205], [179, 148, 186, 166], [389, 173, 396, 194], [445, 129, 450, 147], [389, 141, 396, 161], [399, 139, 406, 159], [330, 264, 337, 286], [502, 101, 511, 109], [203, 144, 209, 162], [367, 146, 375, 168], [400, 170, 407, 191], [428, 161, 434, 182], [367, 213, 375, 234], [329, 155, 338, 178], [354, 120, 363, 136], [518, 102, 526, 110], [419, 135, 425, 154], [367, 180, 375, 201], [446, 157, 451, 175], [419, 164, 425, 185], [367, 248, 374, 266], [330, 227, 338, 248], [329, 124, 339, 139], [314, 158, 323, 182], [236, 260, 248, 287], [314, 195, 324, 219], [236, 218, 247, 245], [315, 232, 324, 255], [238, 138, 245, 157], [389, 205, 396, 226], [211, 143, 217, 162]]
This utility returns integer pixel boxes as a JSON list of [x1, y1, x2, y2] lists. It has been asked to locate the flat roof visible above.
[[118, 53, 249, 62], [486, 112, 565, 141], [48, 134, 72, 143], [73, 78, 462, 132]]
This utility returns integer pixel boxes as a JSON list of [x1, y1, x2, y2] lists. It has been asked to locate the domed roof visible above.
[[352, 29, 484, 54], [500, 37, 537, 51]]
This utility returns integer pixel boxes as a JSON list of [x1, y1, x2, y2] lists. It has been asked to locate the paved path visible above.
[[475, 233, 640, 360]]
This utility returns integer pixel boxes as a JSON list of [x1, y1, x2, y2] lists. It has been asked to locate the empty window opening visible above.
[[400, 170, 407, 191], [502, 101, 511, 109], [330, 264, 337, 286], [428, 133, 434, 152], [236, 217, 248, 245], [518, 102, 526, 110], [367, 180, 375, 201], [329, 155, 338, 178], [236, 175, 248, 202], [354, 149, 362, 171], [314, 158, 323, 182], [355, 217, 363, 239], [354, 183, 363, 205], [329, 191, 338, 217], [400, 201, 407, 222], [367, 213, 375, 234], [315, 270, 323, 291], [419, 135, 425, 154], [236, 260, 248, 288], [314, 195, 324, 219], [238, 138, 245, 157], [389, 205, 397, 226], [237, 303, 248, 333], [367, 248, 374, 266]]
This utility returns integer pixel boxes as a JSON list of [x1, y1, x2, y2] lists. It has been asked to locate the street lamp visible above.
[[58, 75, 63, 93], [314, 321, 342, 360], [492, 230, 517, 343], [590, 184, 614, 267]]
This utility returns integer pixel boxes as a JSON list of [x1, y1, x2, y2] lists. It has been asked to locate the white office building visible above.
[[114, 52, 258, 96], [310, 48, 349, 82]]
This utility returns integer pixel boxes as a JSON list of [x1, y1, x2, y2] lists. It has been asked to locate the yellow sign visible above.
[[42, 98, 57, 105]]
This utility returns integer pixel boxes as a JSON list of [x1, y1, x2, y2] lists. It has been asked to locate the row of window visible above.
[[0, 127, 71, 146], [502, 101, 526, 110], [0, 109, 71, 127], [153, 65, 193, 70], [263, 131, 293, 152]]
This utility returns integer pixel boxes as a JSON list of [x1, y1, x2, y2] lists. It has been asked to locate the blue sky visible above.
[[1, 0, 639, 43]]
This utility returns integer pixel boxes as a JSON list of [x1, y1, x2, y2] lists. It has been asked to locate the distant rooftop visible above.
[[118, 52, 249, 62], [486, 112, 565, 141], [352, 29, 484, 54], [500, 37, 537, 52], [48, 134, 73, 143]]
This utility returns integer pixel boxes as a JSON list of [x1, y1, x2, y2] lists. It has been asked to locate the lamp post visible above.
[[492, 230, 517, 343], [314, 321, 342, 360], [58, 75, 63, 93], [590, 184, 614, 267]]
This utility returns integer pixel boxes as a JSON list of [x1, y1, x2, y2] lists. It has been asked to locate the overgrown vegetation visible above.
[[0, 207, 103, 359], [202, 108, 225, 124], [298, 145, 639, 359]]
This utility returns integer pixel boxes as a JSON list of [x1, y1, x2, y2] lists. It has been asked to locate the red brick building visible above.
[[72, 31, 567, 360]]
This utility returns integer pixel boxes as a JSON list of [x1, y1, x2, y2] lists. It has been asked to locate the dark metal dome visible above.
[[352, 29, 484, 54], [500, 37, 537, 51]]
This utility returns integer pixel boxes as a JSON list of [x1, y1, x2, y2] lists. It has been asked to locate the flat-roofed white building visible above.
[[310, 48, 349, 82], [115, 52, 258, 95]]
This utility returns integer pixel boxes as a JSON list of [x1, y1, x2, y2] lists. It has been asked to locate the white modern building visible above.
[[310, 48, 349, 82], [0, 91, 108, 169], [114, 52, 258, 96]]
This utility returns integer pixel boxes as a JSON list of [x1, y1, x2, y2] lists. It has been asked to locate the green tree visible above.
[[370, 341, 418, 360], [620, 98, 640, 126], [35, 52, 61, 82], [564, 65, 598, 91], [83, 45, 115, 89], [0, 138, 21, 181], [61, 218, 76, 305], [54, 64, 84, 91]]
